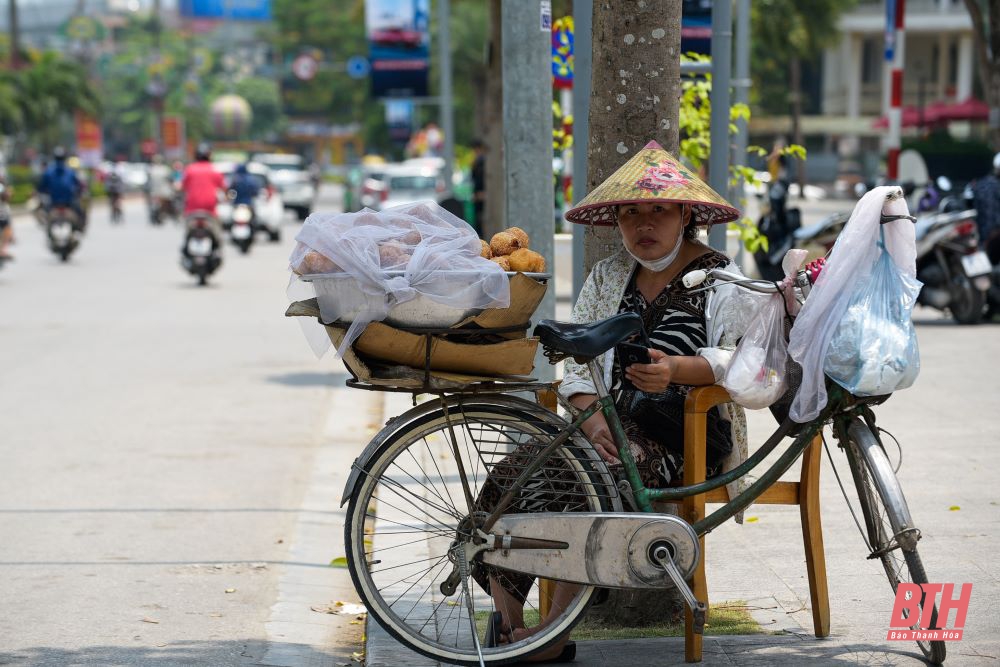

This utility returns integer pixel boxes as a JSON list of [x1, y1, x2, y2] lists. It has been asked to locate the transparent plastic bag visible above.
[[287, 202, 510, 356], [722, 293, 788, 409], [824, 242, 921, 396], [787, 186, 917, 422]]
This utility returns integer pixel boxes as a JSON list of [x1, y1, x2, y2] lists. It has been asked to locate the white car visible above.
[[253, 153, 316, 220], [213, 161, 286, 242], [373, 163, 446, 211]]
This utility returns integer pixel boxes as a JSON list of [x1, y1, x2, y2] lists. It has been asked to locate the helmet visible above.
[[67, 156, 81, 169], [53, 146, 67, 161], [993, 152, 1000, 172], [235, 163, 248, 175], [195, 143, 212, 161]]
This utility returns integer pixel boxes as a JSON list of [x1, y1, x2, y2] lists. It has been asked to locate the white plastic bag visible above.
[[722, 294, 788, 409], [787, 186, 917, 422], [824, 241, 921, 395], [287, 202, 510, 356], [722, 249, 806, 409]]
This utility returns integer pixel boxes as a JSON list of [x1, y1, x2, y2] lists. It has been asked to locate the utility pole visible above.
[[438, 0, 454, 191], [707, 0, 732, 252], [502, 0, 554, 380], [730, 0, 750, 266], [885, 0, 906, 179], [8, 0, 21, 69]]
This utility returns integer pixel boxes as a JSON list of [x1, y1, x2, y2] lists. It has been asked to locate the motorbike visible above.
[[181, 211, 222, 286], [149, 194, 178, 226], [228, 203, 255, 255], [753, 179, 802, 281], [46, 205, 82, 262], [912, 208, 990, 324]]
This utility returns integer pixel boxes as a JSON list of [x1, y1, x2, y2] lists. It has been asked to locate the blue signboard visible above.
[[179, 0, 272, 21], [365, 0, 430, 98]]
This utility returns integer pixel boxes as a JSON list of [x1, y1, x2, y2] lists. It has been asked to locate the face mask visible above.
[[627, 228, 684, 272]]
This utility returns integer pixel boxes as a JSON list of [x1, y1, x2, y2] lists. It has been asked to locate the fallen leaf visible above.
[[141, 617, 159, 624], [949, 505, 961, 511], [350, 620, 362, 625], [209, 613, 223, 618], [746, 516, 759, 523], [311, 603, 367, 615], [329, 557, 348, 568], [225, 588, 236, 594], [276, 539, 284, 544]]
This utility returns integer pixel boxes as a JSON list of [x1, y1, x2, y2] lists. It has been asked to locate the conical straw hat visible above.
[[565, 141, 740, 226]]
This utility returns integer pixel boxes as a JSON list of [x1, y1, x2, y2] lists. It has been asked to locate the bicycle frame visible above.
[[481, 364, 879, 540]]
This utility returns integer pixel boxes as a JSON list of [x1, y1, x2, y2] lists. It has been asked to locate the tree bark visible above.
[[582, 0, 684, 628], [583, 0, 682, 277], [963, 0, 1000, 149], [483, 0, 506, 239]]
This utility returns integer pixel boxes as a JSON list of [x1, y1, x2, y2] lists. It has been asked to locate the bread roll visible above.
[[509, 248, 545, 273], [490, 231, 521, 256], [505, 227, 530, 248], [490, 255, 511, 271]]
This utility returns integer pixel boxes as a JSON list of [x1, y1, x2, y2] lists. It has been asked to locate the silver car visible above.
[[253, 153, 316, 220]]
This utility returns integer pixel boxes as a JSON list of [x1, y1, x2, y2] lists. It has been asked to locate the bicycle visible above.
[[340, 210, 944, 667]]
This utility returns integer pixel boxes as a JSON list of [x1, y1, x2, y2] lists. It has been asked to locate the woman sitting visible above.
[[475, 141, 751, 662]]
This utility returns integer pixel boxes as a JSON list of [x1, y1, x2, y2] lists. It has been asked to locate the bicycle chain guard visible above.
[[479, 512, 701, 590]]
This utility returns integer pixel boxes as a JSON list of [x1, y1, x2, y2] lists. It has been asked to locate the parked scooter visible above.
[[45, 205, 82, 262], [753, 179, 802, 281], [181, 211, 222, 286], [228, 203, 255, 255], [913, 208, 990, 324]]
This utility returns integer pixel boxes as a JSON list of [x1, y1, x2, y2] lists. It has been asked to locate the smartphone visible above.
[[616, 342, 651, 390]]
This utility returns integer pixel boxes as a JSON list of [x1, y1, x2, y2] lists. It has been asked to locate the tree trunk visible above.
[[483, 0, 506, 239], [8, 0, 21, 69], [790, 57, 805, 197], [583, 0, 682, 277], [582, 0, 684, 628], [962, 0, 1000, 150]]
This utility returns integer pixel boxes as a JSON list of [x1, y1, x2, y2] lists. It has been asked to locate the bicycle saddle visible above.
[[534, 312, 644, 362]]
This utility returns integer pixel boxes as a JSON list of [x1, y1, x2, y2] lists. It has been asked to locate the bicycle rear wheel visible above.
[[344, 395, 619, 665], [843, 419, 946, 664]]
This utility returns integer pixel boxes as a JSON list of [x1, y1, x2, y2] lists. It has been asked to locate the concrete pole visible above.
[[8, 0, 21, 69], [708, 0, 732, 251], [438, 0, 455, 190], [502, 0, 554, 380], [571, 0, 592, 302], [730, 0, 750, 266]]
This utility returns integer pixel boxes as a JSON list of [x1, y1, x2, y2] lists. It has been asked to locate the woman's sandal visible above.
[[485, 613, 576, 663]]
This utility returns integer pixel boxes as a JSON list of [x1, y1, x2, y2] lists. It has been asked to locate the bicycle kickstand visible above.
[[652, 545, 708, 634]]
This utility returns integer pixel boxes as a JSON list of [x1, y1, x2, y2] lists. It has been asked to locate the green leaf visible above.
[[329, 557, 349, 568]]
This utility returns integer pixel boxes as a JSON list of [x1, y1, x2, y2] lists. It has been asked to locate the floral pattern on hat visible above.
[[635, 162, 690, 193]]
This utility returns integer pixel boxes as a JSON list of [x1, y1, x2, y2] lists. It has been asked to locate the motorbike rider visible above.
[[972, 152, 1000, 264], [104, 157, 125, 219], [0, 172, 12, 259], [147, 154, 176, 214], [229, 162, 260, 213], [180, 143, 226, 241], [36, 146, 86, 230]]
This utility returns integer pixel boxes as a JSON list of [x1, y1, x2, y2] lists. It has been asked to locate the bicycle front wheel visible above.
[[344, 395, 619, 665], [843, 419, 946, 665]]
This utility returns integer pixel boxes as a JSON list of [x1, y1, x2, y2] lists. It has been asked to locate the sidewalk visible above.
[[359, 317, 1000, 665]]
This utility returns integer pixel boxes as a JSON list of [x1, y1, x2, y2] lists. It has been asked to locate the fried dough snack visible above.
[[490, 255, 511, 271], [490, 231, 521, 256], [479, 239, 493, 259], [294, 250, 341, 275], [508, 248, 545, 273], [505, 227, 530, 248]]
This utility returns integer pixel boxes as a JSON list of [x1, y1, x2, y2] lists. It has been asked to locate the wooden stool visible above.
[[681, 385, 829, 662]]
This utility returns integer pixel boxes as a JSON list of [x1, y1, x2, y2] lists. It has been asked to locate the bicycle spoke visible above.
[[365, 512, 452, 539]]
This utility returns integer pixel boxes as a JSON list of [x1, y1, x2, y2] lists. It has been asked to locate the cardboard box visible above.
[[285, 273, 548, 386]]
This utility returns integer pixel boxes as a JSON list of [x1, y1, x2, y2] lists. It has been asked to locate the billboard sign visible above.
[[162, 115, 186, 160], [75, 114, 102, 168], [365, 0, 430, 98], [179, 0, 271, 21]]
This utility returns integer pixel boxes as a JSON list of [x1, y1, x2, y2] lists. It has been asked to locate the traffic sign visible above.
[[292, 54, 318, 81], [346, 56, 370, 80]]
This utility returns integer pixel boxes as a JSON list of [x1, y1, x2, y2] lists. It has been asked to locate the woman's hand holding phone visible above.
[[623, 348, 677, 393]]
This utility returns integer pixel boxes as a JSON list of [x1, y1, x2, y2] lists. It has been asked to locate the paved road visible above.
[[0, 188, 371, 666]]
